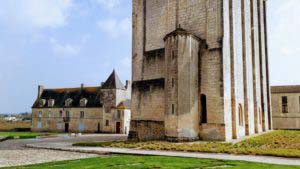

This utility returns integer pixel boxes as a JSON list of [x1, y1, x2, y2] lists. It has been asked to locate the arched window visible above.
[[201, 94, 207, 124], [238, 104, 244, 126]]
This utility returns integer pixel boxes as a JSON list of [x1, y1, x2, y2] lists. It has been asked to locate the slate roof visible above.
[[32, 70, 127, 109], [32, 87, 102, 108], [101, 70, 125, 89], [271, 85, 300, 94]]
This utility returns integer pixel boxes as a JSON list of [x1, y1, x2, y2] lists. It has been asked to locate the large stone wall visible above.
[[131, 0, 271, 142], [131, 85, 165, 121], [142, 50, 165, 80], [164, 34, 200, 140], [142, 0, 223, 52]]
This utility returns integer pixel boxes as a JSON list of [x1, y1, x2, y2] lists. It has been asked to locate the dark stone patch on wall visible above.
[[129, 120, 165, 141], [133, 78, 165, 91]]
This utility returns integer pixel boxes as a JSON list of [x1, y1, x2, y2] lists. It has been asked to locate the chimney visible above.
[[81, 83, 84, 89], [38, 85, 44, 98]]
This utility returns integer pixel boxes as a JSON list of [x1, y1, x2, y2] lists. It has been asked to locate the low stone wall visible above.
[[199, 123, 226, 141], [129, 120, 165, 141]]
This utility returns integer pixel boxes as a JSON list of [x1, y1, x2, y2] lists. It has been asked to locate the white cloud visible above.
[[49, 35, 89, 56], [269, 0, 300, 85], [120, 56, 131, 68], [280, 47, 300, 57], [97, 17, 131, 38], [94, 0, 121, 9], [0, 0, 73, 29], [269, 0, 300, 57]]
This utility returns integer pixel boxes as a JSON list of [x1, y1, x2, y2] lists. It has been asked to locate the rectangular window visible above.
[[282, 96, 288, 113], [38, 111, 42, 122], [48, 111, 52, 118], [80, 111, 84, 118], [117, 110, 121, 119], [37, 122, 42, 129], [106, 120, 109, 126], [38, 111, 42, 118], [171, 104, 175, 115]]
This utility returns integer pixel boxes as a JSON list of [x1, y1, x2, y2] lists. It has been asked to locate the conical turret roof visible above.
[[101, 70, 125, 89]]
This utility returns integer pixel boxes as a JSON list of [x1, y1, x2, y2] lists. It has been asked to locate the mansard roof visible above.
[[271, 85, 300, 94], [101, 70, 125, 90], [32, 86, 102, 108], [32, 70, 127, 109]]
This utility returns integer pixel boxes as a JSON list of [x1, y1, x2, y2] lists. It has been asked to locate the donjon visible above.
[[130, 0, 271, 141]]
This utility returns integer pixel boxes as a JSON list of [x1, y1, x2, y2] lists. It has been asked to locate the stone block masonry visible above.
[[130, 0, 271, 142]]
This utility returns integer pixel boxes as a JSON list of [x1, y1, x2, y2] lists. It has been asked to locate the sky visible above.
[[0, 0, 299, 114]]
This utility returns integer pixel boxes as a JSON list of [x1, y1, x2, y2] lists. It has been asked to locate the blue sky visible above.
[[0, 0, 299, 114]]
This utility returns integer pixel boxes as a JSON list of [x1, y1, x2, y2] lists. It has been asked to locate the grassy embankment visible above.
[[0, 132, 53, 140], [74, 130, 300, 158]]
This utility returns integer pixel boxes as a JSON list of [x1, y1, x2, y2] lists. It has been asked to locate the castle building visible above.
[[130, 0, 271, 141], [271, 86, 300, 129], [31, 70, 131, 134]]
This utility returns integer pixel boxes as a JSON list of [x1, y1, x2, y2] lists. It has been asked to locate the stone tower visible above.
[[130, 0, 271, 141]]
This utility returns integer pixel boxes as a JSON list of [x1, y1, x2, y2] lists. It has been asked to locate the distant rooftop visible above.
[[32, 86, 102, 108], [271, 85, 300, 93], [101, 70, 125, 90], [32, 70, 127, 108]]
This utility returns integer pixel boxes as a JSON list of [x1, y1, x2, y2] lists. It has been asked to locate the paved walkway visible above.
[[0, 134, 126, 168], [27, 142, 300, 166]]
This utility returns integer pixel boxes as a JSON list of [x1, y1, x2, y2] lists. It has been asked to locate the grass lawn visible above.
[[5, 155, 300, 169], [0, 132, 53, 139], [74, 130, 300, 158]]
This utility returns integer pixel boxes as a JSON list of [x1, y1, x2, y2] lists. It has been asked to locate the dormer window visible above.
[[80, 98, 88, 107], [39, 99, 46, 107], [65, 98, 73, 107], [48, 99, 55, 107]]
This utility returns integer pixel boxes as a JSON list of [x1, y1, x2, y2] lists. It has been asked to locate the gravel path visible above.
[[0, 134, 126, 168], [0, 149, 98, 168]]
